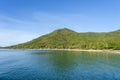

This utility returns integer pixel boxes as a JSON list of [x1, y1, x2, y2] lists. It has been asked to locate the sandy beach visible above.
[[0, 48, 120, 54]]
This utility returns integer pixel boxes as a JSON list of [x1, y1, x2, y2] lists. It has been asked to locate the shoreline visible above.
[[0, 48, 120, 54], [67, 49, 120, 54]]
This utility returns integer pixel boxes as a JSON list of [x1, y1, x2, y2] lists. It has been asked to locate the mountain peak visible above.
[[53, 28, 77, 33], [56, 28, 71, 31], [59, 28, 71, 30], [8, 28, 120, 50]]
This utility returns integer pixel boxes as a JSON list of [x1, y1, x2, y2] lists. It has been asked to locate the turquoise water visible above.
[[0, 50, 120, 80]]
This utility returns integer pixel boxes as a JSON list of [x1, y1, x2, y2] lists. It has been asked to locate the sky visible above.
[[0, 0, 120, 46]]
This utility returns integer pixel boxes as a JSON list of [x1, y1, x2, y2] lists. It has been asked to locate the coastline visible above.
[[66, 49, 120, 54], [0, 48, 120, 54]]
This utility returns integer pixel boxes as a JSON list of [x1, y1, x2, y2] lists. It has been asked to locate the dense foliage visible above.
[[8, 28, 120, 50]]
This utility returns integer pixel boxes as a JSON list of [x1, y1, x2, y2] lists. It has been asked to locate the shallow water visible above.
[[0, 50, 120, 80]]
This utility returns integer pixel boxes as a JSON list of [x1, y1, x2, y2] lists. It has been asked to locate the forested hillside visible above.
[[8, 28, 120, 50]]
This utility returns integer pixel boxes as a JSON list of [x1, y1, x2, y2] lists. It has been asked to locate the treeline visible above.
[[8, 28, 120, 50]]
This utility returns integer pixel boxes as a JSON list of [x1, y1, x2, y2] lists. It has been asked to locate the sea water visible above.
[[0, 50, 120, 80]]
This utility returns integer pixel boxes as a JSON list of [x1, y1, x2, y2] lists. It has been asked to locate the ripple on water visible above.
[[0, 50, 120, 80]]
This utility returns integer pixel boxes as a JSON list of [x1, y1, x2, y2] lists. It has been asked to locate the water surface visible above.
[[0, 50, 120, 80]]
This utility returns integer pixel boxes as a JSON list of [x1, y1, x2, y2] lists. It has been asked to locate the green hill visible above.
[[0, 47, 4, 49], [7, 28, 120, 50]]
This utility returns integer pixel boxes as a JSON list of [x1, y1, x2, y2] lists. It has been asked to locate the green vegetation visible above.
[[7, 28, 120, 50], [0, 47, 4, 49]]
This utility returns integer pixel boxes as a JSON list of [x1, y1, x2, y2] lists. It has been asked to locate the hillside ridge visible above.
[[7, 28, 120, 50]]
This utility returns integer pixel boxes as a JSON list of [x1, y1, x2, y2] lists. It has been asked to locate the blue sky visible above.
[[0, 0, 120, 46]]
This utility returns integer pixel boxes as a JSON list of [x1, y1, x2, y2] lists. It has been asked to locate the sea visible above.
[[0, 49, 120, 80]]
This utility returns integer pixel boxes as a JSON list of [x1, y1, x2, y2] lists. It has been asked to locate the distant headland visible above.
[[5, 28, 120, 50]]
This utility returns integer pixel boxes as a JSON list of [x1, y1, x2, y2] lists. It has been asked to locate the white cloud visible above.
[[0, 29, 39, 47]]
